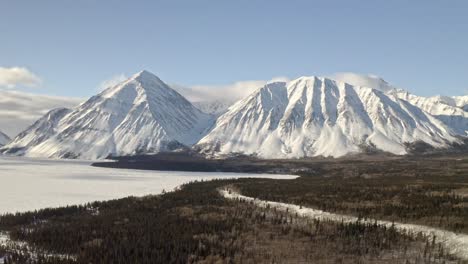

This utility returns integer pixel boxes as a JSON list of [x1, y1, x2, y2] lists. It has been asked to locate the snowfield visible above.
[[220, 189, 468, 261], [0, 157, 295, 214]]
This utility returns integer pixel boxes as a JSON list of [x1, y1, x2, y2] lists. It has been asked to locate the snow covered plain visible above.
[[0, 156, 296, 214]]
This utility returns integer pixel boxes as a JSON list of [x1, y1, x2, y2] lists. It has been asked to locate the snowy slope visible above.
[[171, 85, 236, 115], [5, 71, 467, 160], [3, 71, 213, 159], [1, 108, 72, 155], [193, 100, 234, 116], [0, 131, 10, 146], [453, 95, 468, 110], [331, 73, 468, 136], [197, 76, 457, 158], [394, 92, 468, 136]]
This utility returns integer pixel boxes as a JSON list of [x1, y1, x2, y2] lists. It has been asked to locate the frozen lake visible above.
[[0, 157, 295, 214]]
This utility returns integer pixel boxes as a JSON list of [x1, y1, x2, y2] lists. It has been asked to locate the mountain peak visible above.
[[100, 70, 174, 100], [197, 74, 459, 158], [129, 70, 171, 95], [2, 70, 213, 159], [131, 70, 162, 83]]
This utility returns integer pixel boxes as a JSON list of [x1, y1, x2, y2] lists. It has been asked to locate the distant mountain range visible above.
[[2, 70, 467, 159]]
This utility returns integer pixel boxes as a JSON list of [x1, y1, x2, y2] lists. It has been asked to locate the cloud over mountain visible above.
[[0, 90, 82, 137], [172, 77, 290, 103], [0, 67, 42, 89], [329, 72, 398, 93], [99, 74, 128, 91]]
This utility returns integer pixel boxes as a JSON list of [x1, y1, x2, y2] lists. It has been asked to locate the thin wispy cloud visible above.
[[0, 90, 82, 137], [329, 72, 396, 92], [97, 73, 288, 102], [99, 74, 128, 91], [0, 67, 42, 89], [173, 77, 290, 103]]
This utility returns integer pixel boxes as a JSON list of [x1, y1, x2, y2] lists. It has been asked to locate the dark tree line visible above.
[[238, 161, 468, 234]]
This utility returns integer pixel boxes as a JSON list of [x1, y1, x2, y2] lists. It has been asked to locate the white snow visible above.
[[0, 156, 295, 215], [193, 100, 234, 116], [1, 108, 71, 154], [3, 70, 467, 160], [395, 91, 468, 136], [221, 189, 468, 261], [0, 230, 75, 261], [0, 232, 6, 263], [2, 71, 214, 159], [198, 77, 457, 158]]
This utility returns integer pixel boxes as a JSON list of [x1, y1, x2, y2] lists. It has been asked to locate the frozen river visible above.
[[0, 156, 295, 214]]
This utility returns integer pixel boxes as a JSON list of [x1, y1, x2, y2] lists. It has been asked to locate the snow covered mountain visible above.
[[3, 70, 467, 160], [329, 73, 468, 137], [0, 90, 81, 137], [1, 108, 72, 154], [170, 84, 239, 115], [330, 72, 403, 94], [2, 71, 213, 159], [0, 131, 10, 146], [197, 76, 459, 158], [193, 100, 235, 116], [393, 92, 468, 136]]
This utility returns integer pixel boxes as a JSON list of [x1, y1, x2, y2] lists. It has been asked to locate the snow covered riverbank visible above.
[[220, 189, 468, 261]]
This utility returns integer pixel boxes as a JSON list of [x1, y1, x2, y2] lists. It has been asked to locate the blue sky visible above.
[[1, 0, 467, 97]]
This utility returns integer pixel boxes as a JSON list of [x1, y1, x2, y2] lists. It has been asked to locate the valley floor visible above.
[[1, 154, 468, 263]]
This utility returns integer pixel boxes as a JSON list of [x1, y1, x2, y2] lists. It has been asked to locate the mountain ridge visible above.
[[1, 71, 213, 159], [197, 76, 459, 158], [2, 71, 467, 159]]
